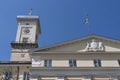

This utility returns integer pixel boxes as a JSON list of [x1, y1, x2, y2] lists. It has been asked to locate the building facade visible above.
[[0, 61, 30, 80], [1, 14, 120, 80], [30, 35, 120, 80]]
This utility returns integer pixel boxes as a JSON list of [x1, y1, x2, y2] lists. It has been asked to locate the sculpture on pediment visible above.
[[98, 41, 104, 51], [90, 39, 98, 51], [86, 39, 104, 52], [86, 42, 90, 50]]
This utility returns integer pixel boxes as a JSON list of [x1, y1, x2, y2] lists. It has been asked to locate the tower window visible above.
[[44, 59, 52, 67], [22, 38, 28, 43], [21, 54, 25, 58], [94, 59, 101, 67], [69, 59, 76, 67]]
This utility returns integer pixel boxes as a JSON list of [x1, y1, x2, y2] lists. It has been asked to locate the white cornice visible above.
[[30, 51, 120, 55], [17, 15, 39, 20], [31, 67, 120, 77], [31, 67, 120, 71]]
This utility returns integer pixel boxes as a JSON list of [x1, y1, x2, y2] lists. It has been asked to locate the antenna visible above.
[[29, 8, 32, 16]]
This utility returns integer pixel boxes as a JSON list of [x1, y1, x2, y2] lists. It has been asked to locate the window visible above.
[[22, 38, 28, 43], [94, 59, 101, 67], [26, 23, 29, 25], [69, 59, 76, 67], [4, 71, 12, 80], [23, 72, 29, 80], [118, 59, 120, 66], [44, 59, 52, 67]]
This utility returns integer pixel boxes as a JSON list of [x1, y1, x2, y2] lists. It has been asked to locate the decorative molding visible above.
[[85, 39, 105, 52], [31, 69, 120, 77]]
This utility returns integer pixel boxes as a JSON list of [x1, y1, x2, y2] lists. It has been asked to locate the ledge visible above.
[[11, 41, 38, 49], [0, 61, 31, 64]]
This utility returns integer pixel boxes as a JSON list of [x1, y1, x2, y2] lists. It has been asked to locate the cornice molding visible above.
[[31, 67, 120, 71], [30, 35, 120, 52], [30, 51, 120, 55]]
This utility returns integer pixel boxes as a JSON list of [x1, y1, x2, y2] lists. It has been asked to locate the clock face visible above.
[[24, 28, 30, 34]]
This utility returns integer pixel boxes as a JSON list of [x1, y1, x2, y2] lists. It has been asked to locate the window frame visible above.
[[23, 72, 29, 80], [4, 71, 12, 80], [44, 59, 52, 67], [94, 59, 101, 67], [69, 59, 77, 67]]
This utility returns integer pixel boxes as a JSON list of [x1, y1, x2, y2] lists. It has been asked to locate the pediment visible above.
[[31, 35, 120, 53]]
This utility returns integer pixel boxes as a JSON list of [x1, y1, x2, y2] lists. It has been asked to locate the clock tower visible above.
[[10, 15, 41, 61]]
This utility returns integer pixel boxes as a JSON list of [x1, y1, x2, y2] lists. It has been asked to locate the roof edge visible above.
[[30, 34, 120, 52]]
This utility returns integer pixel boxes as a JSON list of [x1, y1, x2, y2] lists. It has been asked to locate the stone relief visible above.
[[86, 39, 104, 51]]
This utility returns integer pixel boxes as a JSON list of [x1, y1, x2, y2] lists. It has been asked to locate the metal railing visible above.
[[11, 41, 37, 44]]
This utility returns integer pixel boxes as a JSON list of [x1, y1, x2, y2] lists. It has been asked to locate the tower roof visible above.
[[17, 15, 39, 21]]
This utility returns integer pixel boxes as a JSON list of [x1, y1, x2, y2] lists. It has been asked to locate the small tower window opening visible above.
[[21, 54, 25, 58], [69, 59, 76, 67], [22, 38, 28, 43], [94, 59, 101, 67]]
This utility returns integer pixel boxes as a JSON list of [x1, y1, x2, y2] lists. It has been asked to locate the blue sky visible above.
[[0, 0, 120, 61]]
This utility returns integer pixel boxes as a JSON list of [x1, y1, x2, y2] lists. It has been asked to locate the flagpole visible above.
[[87, 22, 91, 35], [84, 15, 91, 35], [29, 8, 32, 16]]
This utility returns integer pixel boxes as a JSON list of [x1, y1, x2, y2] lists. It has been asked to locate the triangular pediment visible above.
[[31, 35, 120, 53]]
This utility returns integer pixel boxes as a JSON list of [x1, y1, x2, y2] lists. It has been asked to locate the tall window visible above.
[[69, 59, 76, 67], [23, 72, 29, 80], [118, 59, 120, 66], [44, 59, 52, 67], [94, 59, 101, 67], [4, 71, 12, 80], [22, 38, 28, 43]]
